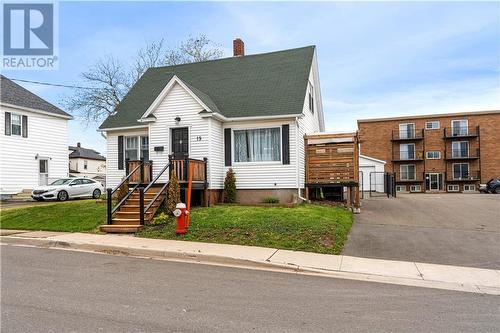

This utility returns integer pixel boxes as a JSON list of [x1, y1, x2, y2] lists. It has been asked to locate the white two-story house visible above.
[[0, 75, 72, 198], [69, 142, 106, 185], [99, 40, 324, 204]]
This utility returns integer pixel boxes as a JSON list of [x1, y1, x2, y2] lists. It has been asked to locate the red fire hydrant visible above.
[[173, 203, 189, 234]]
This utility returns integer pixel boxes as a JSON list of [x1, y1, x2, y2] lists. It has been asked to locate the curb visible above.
[[0, 236, 300, 273], [2, 235, 499, 296]]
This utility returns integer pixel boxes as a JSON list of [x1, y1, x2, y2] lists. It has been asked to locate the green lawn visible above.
[[0, 200, 106, 232], [138, 204, 353, 255]]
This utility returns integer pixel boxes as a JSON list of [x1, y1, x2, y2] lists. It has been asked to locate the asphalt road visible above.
[[344, 193, 500, 269], [1, 246, 499, 333]]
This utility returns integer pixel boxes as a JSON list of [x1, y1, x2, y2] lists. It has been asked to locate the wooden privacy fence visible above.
[[304, 132, 360, 209]]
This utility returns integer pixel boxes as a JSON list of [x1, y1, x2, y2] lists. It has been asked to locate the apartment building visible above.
[[357, 110, 500, 193]]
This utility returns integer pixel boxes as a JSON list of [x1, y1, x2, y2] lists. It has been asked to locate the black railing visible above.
[[445, 148, 480, 159], [391, 129, 424, 141], [106, 159, 149, 225], [447, 170, 480, 181], [444, 125, 480, 138]]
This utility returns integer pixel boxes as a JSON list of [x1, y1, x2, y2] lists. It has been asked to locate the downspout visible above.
[[295, 116, 308, 202]]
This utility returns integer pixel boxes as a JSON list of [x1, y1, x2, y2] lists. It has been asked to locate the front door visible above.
[[171, 127, 189, 159], [429, 173, 440, 191], [39, 159, 48, 185]]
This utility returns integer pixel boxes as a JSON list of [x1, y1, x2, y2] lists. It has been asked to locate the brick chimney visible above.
[[233, 38, 245, 57], [77, 142, 81, 148]]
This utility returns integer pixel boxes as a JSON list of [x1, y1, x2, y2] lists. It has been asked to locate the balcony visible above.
[[444, 148, 480, 160], [443, 126, 479, 139], [391, 129, 424, 141], [446, 170, 480, 182], [392, 150, 424, 162], [395, 172, 424, 183]]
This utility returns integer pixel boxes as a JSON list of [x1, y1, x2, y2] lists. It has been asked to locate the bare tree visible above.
[[66, 34, 223, 124]]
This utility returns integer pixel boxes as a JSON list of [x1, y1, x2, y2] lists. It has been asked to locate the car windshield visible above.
[[50, 179, 72, 185]]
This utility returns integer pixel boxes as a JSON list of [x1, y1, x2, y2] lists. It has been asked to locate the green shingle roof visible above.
[[99, 46, 315, 129]]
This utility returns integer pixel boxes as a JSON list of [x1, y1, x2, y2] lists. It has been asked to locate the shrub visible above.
[[150, 212, 171, 225], [113, 178, 129, 204], [166, 170, 181, 214], [262, 196, 280, 204], [223, 168, 237, 203]]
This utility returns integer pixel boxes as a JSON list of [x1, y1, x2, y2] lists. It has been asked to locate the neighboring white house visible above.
[[359, 154, 386, 192], [69, 142, 106, 185], [98, 40, 325, 203], [0, 75, 72, 198]]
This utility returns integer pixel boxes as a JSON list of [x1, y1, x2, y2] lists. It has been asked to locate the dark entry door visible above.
[[172, 127, 189, 159]]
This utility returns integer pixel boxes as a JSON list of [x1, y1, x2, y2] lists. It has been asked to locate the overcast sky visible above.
[[3, 1, 499, 154]]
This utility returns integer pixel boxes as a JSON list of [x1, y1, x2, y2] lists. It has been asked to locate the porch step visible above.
[[114, 211, 154, 219], [99, 224, 143, 233]]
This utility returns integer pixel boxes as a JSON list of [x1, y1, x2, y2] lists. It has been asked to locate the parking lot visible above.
[[343, 193, 500, 269]]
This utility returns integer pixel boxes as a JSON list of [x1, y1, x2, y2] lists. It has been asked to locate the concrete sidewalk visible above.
[[1, 230, 499, 296]]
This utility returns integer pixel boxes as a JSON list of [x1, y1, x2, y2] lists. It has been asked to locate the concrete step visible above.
[[99, 225, 143, 233]]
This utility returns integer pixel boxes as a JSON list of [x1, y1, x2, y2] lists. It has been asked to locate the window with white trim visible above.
[[400, 164, 416, 181], [426, 151, 441, 159], [451, 119, 468, 136], [84, 160, 88, 170], [453, 163, 469, 180], [410, 185, 421, 192], [400, 143, 415, 160], [125, 136, 149, 161], [396, 185, 407, 192], [399, 123, 415, 139], [452, 141, 468, 158], [234, 128, 281, 163], [11, 113, 22, 136], [425, 121, 440, 130], [464, 184, 476, 192], [308, 81, 314, 114], [447, 184, 459, 192]]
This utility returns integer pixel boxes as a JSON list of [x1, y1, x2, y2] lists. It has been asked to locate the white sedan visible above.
[[31, 178, 104, 201]]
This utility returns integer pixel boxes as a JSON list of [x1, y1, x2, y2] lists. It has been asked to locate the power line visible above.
[[9, 78, 98, 90]]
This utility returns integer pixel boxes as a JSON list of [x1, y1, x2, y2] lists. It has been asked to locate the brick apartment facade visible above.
[[358, 110, 500, 193]]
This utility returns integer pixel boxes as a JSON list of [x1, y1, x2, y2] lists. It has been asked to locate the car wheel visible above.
[[57, 190, 69, 201], [495, 187, 500, 194], [92, 189, 101, 199]]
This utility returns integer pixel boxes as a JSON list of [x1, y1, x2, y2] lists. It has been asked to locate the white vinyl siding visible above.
[[224, 119, 297, 189], [208, 117, 224, 189], [0, 106, 69, 194], [148, 82, 209, 185], [297, 64, 322, 189]]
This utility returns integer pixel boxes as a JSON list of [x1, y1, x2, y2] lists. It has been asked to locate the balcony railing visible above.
[[392, 150, 424, 162], [447, 170, 480, 182], [443, 126, 479, 139], [395, 172, 424, 182], [391, 129, 424, 141], [445, 148, 480, 160]]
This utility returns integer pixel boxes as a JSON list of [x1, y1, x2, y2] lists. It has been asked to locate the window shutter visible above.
[[118, 136, 124, 170], [22, 115, 28, 137], [224, 128, 232, 166], [282, 124, 290, 165], [5, 112, 11, 136]]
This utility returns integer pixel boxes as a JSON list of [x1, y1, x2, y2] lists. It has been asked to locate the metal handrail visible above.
[[144, 162, 171, 193], [111, 183, 139, 215], [106, 160, 145, 224], [145, 181, 170, 213], [111, 162, 142, 195]]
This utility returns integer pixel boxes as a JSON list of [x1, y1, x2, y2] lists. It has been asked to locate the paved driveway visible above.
[[343, 194, 500, 269]]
